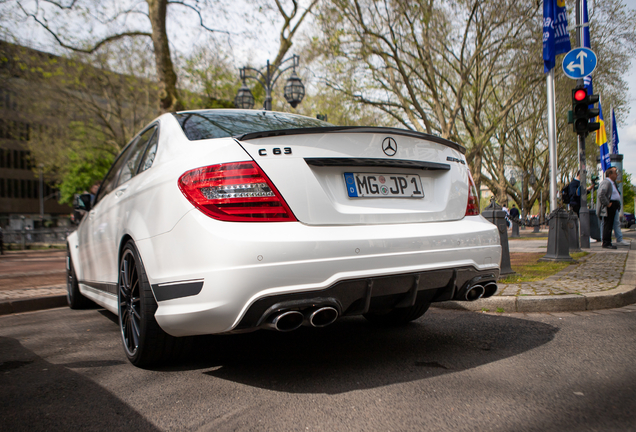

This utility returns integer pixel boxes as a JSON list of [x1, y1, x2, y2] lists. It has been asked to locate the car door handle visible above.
[[89, 210, 96, 219], [115, 186, 129, 197]]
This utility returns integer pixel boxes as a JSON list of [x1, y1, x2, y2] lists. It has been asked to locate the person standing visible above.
[[509, 204, 520, 221], [611, 196, 630, 246], [502, 204, 510, 228], [596, 166, 621, 249], [567, 170, 593, 216]]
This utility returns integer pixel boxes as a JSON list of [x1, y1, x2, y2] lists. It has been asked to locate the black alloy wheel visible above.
[[119, 247, 142, 360], [118, 240, 190, 367], [66, 248, 92, 309]]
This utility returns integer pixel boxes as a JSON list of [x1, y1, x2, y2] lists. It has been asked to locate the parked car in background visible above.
[[67, 109, 501, 367], [623, 212, 634, 228]]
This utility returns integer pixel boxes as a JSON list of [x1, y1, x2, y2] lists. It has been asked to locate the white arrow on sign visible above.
[[566, 50, 587, 74]]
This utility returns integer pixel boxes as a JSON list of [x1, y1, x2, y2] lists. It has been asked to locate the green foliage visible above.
[[59, 149, 114, 205], [36, 120, 118, 205], [179, 46, 240, 110]]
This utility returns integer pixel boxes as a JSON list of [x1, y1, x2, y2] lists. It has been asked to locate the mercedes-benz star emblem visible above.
[[382, 137, 397, 157]]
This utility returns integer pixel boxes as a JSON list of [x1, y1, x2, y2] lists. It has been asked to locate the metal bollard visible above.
[[568, 212, 581, 252], [532, 217, 540, 233], [589, 208, 601, 241], [481, 198, 514, 276], [540, 208, 573, 262], [511, 220, 520, 238]]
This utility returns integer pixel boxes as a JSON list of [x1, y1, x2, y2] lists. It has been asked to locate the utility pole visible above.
[[575, 0, 590, 249]]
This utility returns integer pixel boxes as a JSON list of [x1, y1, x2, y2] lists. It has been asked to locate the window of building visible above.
[[0, 179, 4, 197]]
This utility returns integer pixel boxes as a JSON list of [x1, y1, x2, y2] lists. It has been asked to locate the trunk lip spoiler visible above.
[[304, 158, 450, 171], [234, 126, 466, 155]]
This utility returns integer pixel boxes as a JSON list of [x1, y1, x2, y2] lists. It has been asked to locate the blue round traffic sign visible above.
[[562, 48, 597, 79]]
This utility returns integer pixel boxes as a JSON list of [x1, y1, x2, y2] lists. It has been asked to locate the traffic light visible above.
[[570, 85, 600, 135]]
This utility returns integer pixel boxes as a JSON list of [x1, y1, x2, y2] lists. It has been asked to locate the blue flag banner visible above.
[[583, 0, 593, 94], [611, 108, 620, 154], [597, 103, 611, 172], [543, 0, 571, 73]]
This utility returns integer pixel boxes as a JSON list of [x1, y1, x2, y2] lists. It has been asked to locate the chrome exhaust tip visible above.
[[306, 307, 338, 328], [482, 282, 498, 298], [465, 284, 485, 301], [264, 311, 304, 332]]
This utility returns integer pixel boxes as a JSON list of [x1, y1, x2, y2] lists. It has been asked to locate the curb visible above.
[[0, 295, 68, 316], [435, 250, 636, 313]]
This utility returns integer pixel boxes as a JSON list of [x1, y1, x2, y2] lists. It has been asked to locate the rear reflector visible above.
[[178, 161, 297, 222], [465, 169, 480, 216]]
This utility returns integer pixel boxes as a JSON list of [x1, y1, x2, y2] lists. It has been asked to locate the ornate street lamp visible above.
[[283, 70, 305, 108], [235, 54, 305, 110], [234, 81, 255, 109]]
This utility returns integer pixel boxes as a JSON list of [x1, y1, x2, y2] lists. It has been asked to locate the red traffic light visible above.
[[574, 89, 587, 101]]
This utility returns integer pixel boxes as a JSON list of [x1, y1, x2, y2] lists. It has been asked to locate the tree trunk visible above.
[[147, 0, 183, 113]]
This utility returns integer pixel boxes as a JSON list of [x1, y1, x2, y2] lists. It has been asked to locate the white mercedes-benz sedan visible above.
[[66, 109, 501, 367]]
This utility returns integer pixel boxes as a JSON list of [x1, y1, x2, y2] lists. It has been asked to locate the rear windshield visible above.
[[173, 110, 332, 141]]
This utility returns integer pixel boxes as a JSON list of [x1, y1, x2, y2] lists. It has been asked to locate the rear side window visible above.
[[173, 110, 331, 141], [95, 143, 136, 204], [139, 130, 158, 173], [118, 126, 157, 185]]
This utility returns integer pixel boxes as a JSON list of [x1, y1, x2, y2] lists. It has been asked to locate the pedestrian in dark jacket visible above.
[[509, 205, 520, 221], [568, 171, 593, 216]]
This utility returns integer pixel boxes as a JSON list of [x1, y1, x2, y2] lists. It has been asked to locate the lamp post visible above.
[[39, 164, 44, 221], [234, 54, 305, 110]]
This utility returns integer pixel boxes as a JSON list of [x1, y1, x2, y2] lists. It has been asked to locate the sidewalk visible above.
[[438, 229, 636, 313], [1, 232, 636, 315], [0, 249, 67, 315]]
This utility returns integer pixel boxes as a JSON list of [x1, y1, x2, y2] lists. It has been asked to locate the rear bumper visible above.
[[235, 265, 498, 330], [136, 212, 500, 336]]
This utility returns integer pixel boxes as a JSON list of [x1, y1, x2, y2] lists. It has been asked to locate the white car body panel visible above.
[[136, 211, 499, 336], [238, 133, 467, 225], [67, 109, 501, 341]]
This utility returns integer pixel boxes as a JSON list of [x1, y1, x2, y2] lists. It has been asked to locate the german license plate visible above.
[[344, 172, 424, 198]]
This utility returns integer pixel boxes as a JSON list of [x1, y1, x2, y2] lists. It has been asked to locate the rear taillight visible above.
[[178, 161, 297, 222], [465, 169, 480, 216]]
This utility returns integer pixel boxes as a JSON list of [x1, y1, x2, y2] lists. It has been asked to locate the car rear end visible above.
[[137, 112, 501, 337]]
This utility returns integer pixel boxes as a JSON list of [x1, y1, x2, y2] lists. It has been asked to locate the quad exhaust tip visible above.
[[465, 284, 485, 301], [305, 306, 339, 328], [483, 282, 498, 298], [264, 311, 304, 332]]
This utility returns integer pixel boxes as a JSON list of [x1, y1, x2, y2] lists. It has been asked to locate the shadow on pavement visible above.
[[0, 336, 159, 431], [174, 309, 559, 395]]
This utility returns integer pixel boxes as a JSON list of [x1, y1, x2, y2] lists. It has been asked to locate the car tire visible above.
[[118, 240, 189, 367], [363, 300, 431, 326], [66, 249, 93, 309]]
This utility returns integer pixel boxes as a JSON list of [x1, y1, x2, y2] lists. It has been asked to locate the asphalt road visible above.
[[1, 306, 635, 432]]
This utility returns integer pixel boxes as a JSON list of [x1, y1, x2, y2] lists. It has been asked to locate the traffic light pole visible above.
[[575, 0, 590, 249], [578, 132, 590, 249]]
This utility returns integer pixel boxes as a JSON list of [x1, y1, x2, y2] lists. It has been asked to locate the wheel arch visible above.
[[66, 231, 81, 279], [118, 234, 135, 264]]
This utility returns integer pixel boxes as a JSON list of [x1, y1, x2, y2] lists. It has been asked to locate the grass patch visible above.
[[499, 252, 588, 283], [496, 308, 505, 313]]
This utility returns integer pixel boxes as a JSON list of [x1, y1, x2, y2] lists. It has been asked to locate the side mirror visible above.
[[74, 193, 92, 212]]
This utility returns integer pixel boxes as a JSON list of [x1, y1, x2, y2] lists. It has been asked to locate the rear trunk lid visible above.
[[235, 127, 470, 225]]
